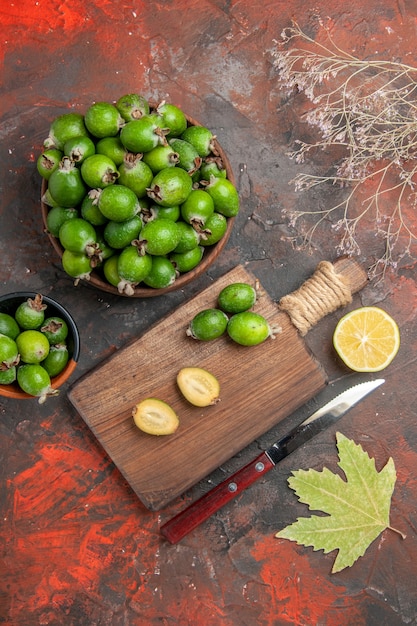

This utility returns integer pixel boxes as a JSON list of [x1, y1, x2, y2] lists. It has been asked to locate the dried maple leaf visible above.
[[276, 432, 405, 573]]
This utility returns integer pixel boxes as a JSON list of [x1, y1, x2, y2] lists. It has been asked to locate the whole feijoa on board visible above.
[[186, 308, 229, 341], [218, 282, 257, 314], [227, 311, 272, 346]]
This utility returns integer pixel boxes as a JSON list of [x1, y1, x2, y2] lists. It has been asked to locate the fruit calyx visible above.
[[85, 242, 104, 266], [187, 157, 202, 176], [102, 167, 120, 185], [117, 279, 137, 296], [146, 184, 163, 203], [204, 155, 224, 169], [0, 354, 20, 370], [27, 294, 47, 314], [38, 386, 60, 405], [192, 224, 211, 240], [131, 238, 147, 256], [88, 188, 102, 205], [59, 156, 77, 172], [123, 152, 144, 169], [41, 319, 63, 336], [154, 126, 170, 147]]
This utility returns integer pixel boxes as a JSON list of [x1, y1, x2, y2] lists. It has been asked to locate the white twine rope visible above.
[[279, 261, 352, 336]]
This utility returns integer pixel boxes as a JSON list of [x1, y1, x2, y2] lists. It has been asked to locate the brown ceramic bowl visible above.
[[0, 292, 80, 400], [41, 110, 236, 297]]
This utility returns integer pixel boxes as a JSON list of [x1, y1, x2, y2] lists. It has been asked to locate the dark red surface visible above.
[[1, 1, 417, 624]]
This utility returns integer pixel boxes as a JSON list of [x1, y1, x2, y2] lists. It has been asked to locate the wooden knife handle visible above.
[[332, 256, 368, 293], [160, 451, 275, 544]]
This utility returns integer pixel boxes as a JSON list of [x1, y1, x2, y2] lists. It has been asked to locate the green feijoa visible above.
[[42, 188, 61, 208], [199, 159, 227, 181], [84, 101, 124, 138], [180, 125, 215, 157], [170, 245, 204, 273], [218, 283, 257, 314], [200, 212, 228, 246], [186, 308, 228, 341], [138, 218, 181, 256], [173, 221, 200, 253], [227, 312, 271, 346], [156, 102, 187, 138], [16, 330, 50, 364], [119, 115, 168, 153], [142, 144, 180, 173], [37, 149, 63, 180], [0, 312, 20, 340], [15, 294, 47, 330], [61, 249, 93, 283], [147, 167, 193, 207], [95, 231, 115, 261], [168, 138, 201, 174], [118, 153, 154, 198], [41, 316, 69, 345], [16, 363, 58, 403], [80, 193, 108, 226], [81, 154, 119, 188], [46, 206, 79, 237], [115, 93, 150, 122], [143, 204, 180, 222], [63, 135, 96, 164], [96, 136, 127, 166], [180, 189, 214, 228], [97, 184, 139, 222], [0, 366, 16, 385], [0, 333, 19, 368], [205, 176, 239, 217], [143, 256, 177, 289], [44, 112, 88, 150], [59, 218, 97, 255], [42, 343, 69, 377], [103, 255, 121, 287], [104, 215, 142, 249], [117, 247, 153, 295], [48, 157, 87, 207]]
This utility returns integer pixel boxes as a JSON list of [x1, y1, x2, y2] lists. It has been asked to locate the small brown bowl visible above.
[[0, 292, 80, 400], [41, 110, 236, 297]]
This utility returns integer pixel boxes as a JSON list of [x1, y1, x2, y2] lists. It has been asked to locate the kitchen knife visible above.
[[160, 378, 385, 543]]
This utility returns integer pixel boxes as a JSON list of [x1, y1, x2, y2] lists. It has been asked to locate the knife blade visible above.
[[160, 378, 385, 543]]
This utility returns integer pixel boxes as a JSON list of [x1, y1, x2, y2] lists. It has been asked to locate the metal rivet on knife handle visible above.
[[160, 379, 384, 544]]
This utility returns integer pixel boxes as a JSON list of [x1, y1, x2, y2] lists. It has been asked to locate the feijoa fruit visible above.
[[177, 367, 220, 407], [147, 167, 193, 207], [48, 157, 87, 207], [227, 312, 272, 346], [218, 283, 257, 314], [186, 308, 228, 341], [17, 363, 58, 403], [15, 294, 47, 330], [84, 101, 124, 138], [132, 398, 179, 435]]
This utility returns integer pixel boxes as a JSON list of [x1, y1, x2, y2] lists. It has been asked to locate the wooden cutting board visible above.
[[68, 258, 367, 510]]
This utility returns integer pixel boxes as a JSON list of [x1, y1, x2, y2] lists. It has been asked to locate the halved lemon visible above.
[[333, 306, 400, 372]]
